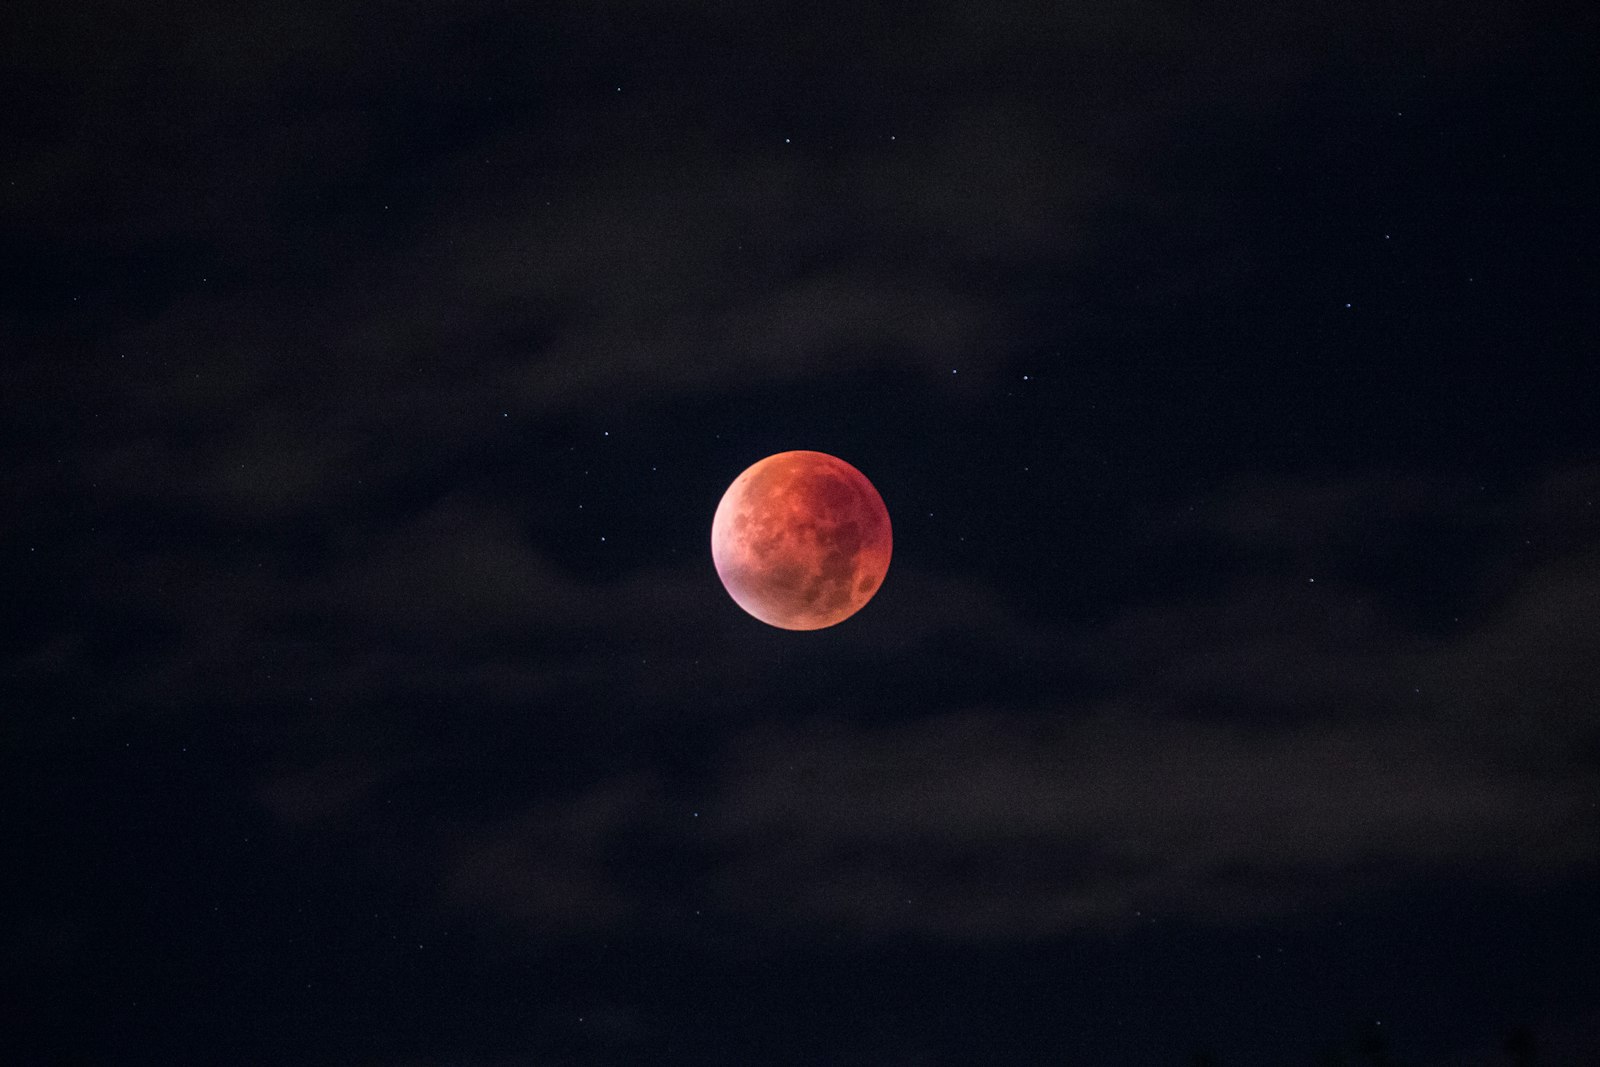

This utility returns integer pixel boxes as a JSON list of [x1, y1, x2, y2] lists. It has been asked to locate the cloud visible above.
[[699, 703, 1593, 940], [446, 776, 659, 934], [10, 0, 1590, 958], [34, 457, 1592, 948], [435, 463, 1600, 941], [11, 0, 1550, 544], [257, 756, 386, 824]]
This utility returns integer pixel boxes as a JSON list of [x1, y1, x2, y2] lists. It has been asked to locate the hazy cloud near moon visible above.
[[9, 0, 1541, 535], [9, 0, 1596, 1060], [11, 0, 1591, 960], [425, 464, 1600, 941]]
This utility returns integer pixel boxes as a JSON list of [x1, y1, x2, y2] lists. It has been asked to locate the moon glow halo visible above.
[[711, 451, 892, 630]]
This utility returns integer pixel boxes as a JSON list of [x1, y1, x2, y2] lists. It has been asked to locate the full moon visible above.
[[711, 450, 892, 630]]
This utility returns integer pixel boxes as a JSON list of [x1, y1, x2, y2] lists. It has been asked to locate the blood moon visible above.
[[711, 451, 892, 630]]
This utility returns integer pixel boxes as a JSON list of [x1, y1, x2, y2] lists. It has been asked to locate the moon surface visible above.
[[711, 451, 892, 630]]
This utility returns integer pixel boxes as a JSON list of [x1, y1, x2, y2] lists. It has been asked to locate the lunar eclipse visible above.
[[711, 451, 892, 630]]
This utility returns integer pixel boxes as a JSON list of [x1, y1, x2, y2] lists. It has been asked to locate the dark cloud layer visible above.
[[425, 466, 1600, 942], [7, 0, 1599, 1062]]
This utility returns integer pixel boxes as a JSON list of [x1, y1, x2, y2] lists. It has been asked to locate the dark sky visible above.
[[6, 0, 1600, 1063]]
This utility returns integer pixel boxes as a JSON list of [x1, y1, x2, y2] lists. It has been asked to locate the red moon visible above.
[[711, 451, 892, 630]]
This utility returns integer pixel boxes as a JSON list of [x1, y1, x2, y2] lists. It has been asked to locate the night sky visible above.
[[7, 0, 1600, 1064]]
